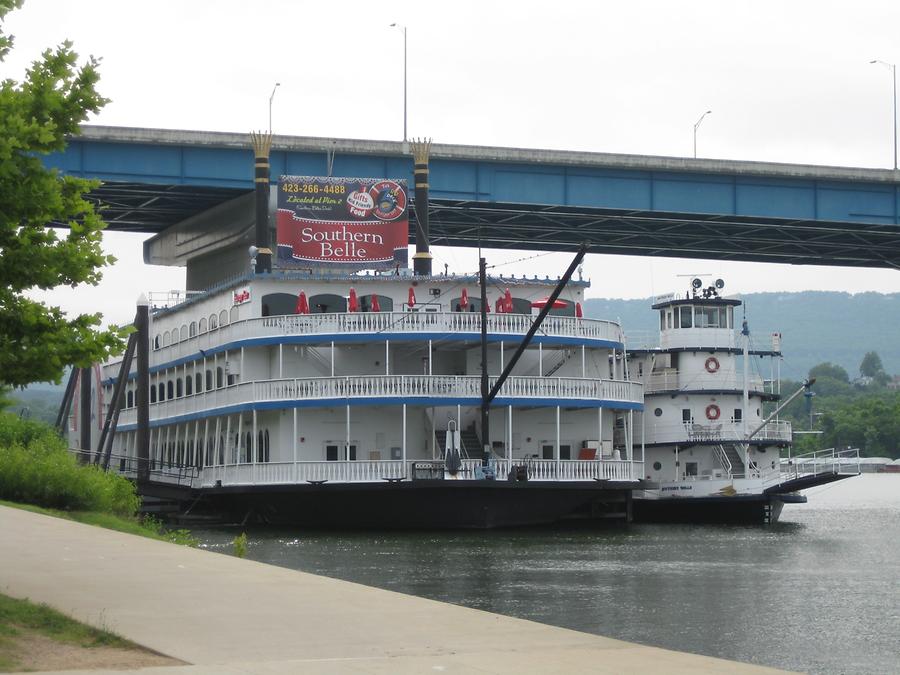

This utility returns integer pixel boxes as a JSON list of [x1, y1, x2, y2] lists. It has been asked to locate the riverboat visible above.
[[63, 136, 645, 528], [626, 278, 859, 524]]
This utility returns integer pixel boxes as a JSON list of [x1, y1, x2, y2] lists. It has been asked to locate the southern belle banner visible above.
[[276, 176, 409, 269]]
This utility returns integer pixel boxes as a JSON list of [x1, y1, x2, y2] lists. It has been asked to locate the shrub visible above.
[[0, 413, 139, 516]]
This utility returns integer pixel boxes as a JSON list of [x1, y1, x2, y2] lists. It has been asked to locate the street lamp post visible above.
[[390, 23, 407, 142], [869, 60, 897, 170], [693, 110, 712, 159], [268, 82, 281, 135]]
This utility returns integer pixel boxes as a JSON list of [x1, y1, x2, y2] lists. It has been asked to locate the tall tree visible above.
[[859, 351, 888, 385], [0, 0, 126, 387]]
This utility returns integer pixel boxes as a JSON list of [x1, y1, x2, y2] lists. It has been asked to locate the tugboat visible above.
[[627, 278, 859, 524], [61, 135, 645, 528]]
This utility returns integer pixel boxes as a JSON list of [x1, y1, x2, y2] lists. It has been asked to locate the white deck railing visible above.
[[643, 371, 769, 394], [115, 375, 643, 426], [193, 458, 642, 487], [113, 312, 623, 376], [641, 420, 792, 444]]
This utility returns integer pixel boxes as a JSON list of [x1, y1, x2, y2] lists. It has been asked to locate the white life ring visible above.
[[706, 404, 721, 421], [705, 356, 720, 373]]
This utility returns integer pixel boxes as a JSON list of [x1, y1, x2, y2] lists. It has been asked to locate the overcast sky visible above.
[[6, 0, 900, 326]]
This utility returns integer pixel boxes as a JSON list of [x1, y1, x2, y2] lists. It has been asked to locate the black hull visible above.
[[633, 494, 786, 525], [194, 481, 633, 529]]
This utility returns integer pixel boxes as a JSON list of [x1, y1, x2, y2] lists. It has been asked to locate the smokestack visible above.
[[250, 131, 273, 273], [410, 138, 432, 276]]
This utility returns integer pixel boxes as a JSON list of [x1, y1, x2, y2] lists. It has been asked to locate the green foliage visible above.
[[139, 515, 199, 547], [233, 532, 248, 558], [0, 1, 127, 387], [0, 412, 139, 515], [809, 362, 849, 383]]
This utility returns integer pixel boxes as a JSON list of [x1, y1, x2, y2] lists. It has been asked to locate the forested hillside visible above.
[[585, 291, 900, 379]]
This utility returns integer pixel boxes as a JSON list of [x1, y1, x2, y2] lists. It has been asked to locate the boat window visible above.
[[682, 409, 692, 423], [309, 293, 347, 314], [262, 293, 300, 316], [167, 381, 174, 399], [653, 461, 662, 471], [694, 306, 720, 328], [209, 314, 218, 330], [205, 370, 213, 391], [163, 331, 171, 347], [660, 311, 665, 330], [230, 306, 239, 323], [158, 383, 165, 401], [219, 310, 228, 326], [154, 335, 160, 350], [176, 379, 183, 398], [126, 390, 134, 408], [733, 408, 742, 422], [326, 444, 339, 461], [245, 432, 252, 463], [199, 317, 207, 333], [180, 325, 188, 341], [679, 306, 692, 328], [360, 294, 394, 312], [264, 430, 270, 462], [189, 321, 197, 338], [685, 462, 698, 477], [216, 367, 223, 388], [654, 407, 662, 417], [727, 306, 733, 328], [150, 387, 156, 404], [185, 376, 192, 396], [719, 308, 728, 328]]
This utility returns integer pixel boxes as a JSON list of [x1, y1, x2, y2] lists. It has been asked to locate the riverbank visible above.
[[0, 505, 788, 673]]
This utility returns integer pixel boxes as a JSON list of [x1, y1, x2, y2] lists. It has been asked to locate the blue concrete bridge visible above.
[[48, 126, 900, 268]]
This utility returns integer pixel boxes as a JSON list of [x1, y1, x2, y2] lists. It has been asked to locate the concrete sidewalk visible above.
[[0, 506, 789, 674]]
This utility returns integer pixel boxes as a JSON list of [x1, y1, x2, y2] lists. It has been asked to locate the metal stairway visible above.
[[436, 426, 483, 459], [714, 444, 746, 477]]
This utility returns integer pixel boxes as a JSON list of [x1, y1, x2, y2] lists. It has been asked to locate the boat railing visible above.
[[640, 420, 792, 444], [115, 375, 644, 426], [780, 447, 861, 480], [188, 458, 644, 487], [77, 450, 198, 487], [138, 312, 624, 370], [644, 371, 768, 394]]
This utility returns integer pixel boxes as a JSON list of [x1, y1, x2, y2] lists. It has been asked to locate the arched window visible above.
[[218, 436, 224, 464], [230, 306, 239, 323], [360, 294, 393, 312], [209, 314, 218, 330], [163, 331, 171, 347], [264, 429, 270, 463], [180, 325, 188, 341], [150, 386, 157, 404], [185, 376, 193, 396], [158, 383, 165, 402], [195, 372, 203, 393], [261, 293, 301, 316], [245, 432, 252, 463], [167, 380, 174, 400], [189, 321, 197, 338], [199, 317, 208, 333], [127, 390, 134, 408], [154, 335, 160, 350], [308, 293, 347, 314], [206, 370, 213, 391], [216, 367, 224, 388], [176, 378, 183, 398], [218, 310, 228, 326]]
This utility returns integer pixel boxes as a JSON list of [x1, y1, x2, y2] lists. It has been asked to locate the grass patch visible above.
[[0, 592, 131, 669], [0, 500, 198, 547]]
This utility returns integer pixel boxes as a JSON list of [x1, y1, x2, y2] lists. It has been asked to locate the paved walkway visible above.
[[0, 506, 789, 674]]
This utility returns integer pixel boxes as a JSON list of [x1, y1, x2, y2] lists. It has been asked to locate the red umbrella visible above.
[[531, 297, 568, 309], [408, 287, 416, 307], [348, 287, 358, 313], [495, 297, 504, 313], [575, 302, 583, 318], [460, 288, 469, 311], [371, 294, 381, 312], [295, 291, 310, 315], [504, 288, 513, 313]]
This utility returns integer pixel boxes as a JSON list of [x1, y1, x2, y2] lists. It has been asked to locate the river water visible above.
[[193, 475, 899, 674]]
